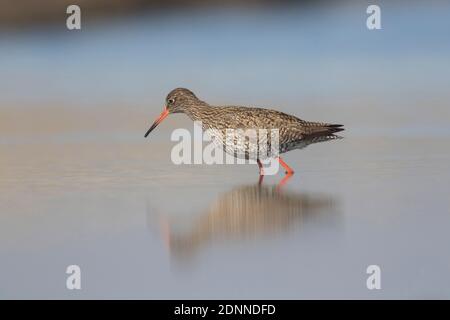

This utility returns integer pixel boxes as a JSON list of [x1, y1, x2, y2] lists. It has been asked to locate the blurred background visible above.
[[1, 0, 450, 299]]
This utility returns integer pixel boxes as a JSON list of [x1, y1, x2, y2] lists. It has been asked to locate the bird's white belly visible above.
[[204, 127, 277, 160]]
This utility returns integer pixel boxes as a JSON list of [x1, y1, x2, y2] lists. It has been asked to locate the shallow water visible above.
[[1, 128, 450, 298], [1, 2, 450, 299]]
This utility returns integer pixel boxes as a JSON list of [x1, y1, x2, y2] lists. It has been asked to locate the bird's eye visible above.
[[168, 98, 175, 104]]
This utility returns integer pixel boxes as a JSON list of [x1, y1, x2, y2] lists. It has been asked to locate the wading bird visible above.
[[145, 88, 344, 176]]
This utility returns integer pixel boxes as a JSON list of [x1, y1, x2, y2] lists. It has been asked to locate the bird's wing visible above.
[[217, 106, 305, 129], [214, 106, 344, 141]]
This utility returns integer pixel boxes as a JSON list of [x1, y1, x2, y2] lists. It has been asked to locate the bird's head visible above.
[[144, 88, 200, 137]]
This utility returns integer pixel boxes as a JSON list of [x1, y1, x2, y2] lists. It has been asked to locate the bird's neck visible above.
[[183, 102, 210, 122]]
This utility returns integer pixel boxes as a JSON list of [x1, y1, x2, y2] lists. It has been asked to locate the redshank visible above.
[[144, 88, 344, 176]]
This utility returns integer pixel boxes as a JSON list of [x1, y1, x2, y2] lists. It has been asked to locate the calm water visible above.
[[1, 133, 450, 299], [1, 2, 450, 299]]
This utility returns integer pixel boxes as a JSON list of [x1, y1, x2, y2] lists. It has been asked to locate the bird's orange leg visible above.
[[257, 159, 264, 184], [277, 157, 294, 175], [257, 159, 265, 175]]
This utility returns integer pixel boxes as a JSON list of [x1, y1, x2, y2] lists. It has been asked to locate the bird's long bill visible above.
[[144, 108, 169, 137]]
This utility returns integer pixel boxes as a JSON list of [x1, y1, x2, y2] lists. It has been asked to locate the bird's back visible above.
[[189, 104, 344, 158], [199, 105, 343, 137]]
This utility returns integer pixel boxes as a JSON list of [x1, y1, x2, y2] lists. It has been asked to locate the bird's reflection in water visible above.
[[148, 179, 340, 263]]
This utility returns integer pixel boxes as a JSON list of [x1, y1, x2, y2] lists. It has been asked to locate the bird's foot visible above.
[[277, 156, 294, 175]]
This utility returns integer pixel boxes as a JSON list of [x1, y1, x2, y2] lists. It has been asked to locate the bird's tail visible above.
[[304, 123, 345, 138], [323, 123, 345, 134]]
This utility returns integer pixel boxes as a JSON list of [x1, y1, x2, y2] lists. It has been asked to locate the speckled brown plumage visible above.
[[145, 88, 344, 175]]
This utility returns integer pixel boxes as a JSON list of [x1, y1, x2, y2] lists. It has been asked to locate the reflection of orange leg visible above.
[[276, 172, 294, 191], [257, 159, 264, 176], [277, 157, 294, 175], [159, 216, 171, 252]]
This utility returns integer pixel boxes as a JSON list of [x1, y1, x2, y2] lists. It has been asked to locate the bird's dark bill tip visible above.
[[144, 126, 154, 137], [144, 109, 169, 138]]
